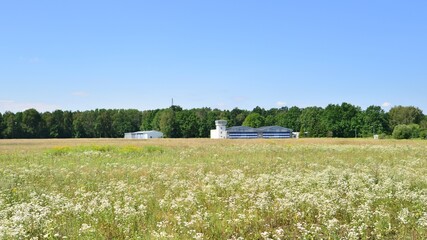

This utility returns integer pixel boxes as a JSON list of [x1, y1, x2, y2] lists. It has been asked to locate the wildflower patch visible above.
[[1, 139, 427, 239]]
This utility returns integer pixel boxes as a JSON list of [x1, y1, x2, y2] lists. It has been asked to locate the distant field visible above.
[[1, 138, 427, 239]]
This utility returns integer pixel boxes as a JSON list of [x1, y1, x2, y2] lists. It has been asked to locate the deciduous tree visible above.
[[389, 106, 423, 130], [22, 108, 42, 138], [242, 113, 265, 128], [360, 105, 389, 136], [300, 107, 326, 137]]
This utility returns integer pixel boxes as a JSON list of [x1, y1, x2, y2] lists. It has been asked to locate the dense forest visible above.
[[0, 103, 426, 139]]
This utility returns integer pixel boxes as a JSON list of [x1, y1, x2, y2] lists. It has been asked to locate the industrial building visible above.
[[210, 120, 294, 139], [124, 130, 163, 139]]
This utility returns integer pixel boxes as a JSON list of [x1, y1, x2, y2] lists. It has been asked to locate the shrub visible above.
[[392, 124, 420, 139], [409, 124, 420, 138], [378, 133, 390, 139]]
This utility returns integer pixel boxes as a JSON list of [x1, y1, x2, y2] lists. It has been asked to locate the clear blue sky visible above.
[[1, 1, 426, 113]]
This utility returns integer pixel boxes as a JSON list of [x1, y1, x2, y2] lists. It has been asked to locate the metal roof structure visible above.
[[124, 130, 163, 139], [227, 126, 256, 132], [257, 126, 292, 132], [132, 130, 162, 134], [227, 126, 293, 133], [211, 119, 295, 139]]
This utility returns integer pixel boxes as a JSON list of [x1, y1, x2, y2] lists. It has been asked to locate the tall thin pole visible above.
[[172, 98, 174, 106]]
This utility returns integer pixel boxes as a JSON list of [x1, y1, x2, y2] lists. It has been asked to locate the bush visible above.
[[409, 124, 421, 138], [392, 124, 420, 139], [378, 133, 390, 139], [392, 125, 411, 139], [420, 129, 427, 139]]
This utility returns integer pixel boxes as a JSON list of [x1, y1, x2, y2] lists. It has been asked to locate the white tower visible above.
[[216, 120, 227, 138], [210, 120, 227, 139]]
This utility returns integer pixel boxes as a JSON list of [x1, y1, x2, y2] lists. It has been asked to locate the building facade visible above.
[[124, 130, 163, 139], [210, 120, 294, 139], [210, 120, 228, 139]]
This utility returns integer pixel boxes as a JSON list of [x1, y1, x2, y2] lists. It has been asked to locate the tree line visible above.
[[0, 103, 426, 139]]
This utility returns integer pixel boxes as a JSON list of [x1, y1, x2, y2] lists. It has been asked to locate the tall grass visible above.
[[0, 139, 427, 239]]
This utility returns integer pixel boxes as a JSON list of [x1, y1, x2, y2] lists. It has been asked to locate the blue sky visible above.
[[1, 1, 426, 113]]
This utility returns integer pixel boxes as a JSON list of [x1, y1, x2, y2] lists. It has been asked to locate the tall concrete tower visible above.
[[210, 120, 227, 139]]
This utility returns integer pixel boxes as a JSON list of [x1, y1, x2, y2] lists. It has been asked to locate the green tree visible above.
[[300, 107, 326, 137], [322, 104, 342, 137], [275, 106, 301, 131], [140, 110, 158, 131], [53, 110, 65, 137], [42, 112, 54, 137], [94, 109, 114, 138], [360, 106, 389, 137], [63, 111, 74, 138], [420, 118, 427, 139], [228, 108, 248, 127], [409, 124, 421, 138], [392, 124, 420, 139], [177, 110, 199, 138], [242, 113, 265, 128], [170, 105, 183, 112], [22, 108, 42, 138], [158, 108, 180, 138], [151, 111, 162, 131], [72, 111, 97, 138], [235, 113, 247, 126], [252, 106, 266, 116], [113, 109, 142, 137], [72, 112, 86, 138], [321, 103, 361, 137], [46, 110, 67, 138], [264, 115, 276, 126], [0, 112, 3, 138], [389, 106, 423, 130], [206, 109, 222, 135], [264, 108, 280, 127], [341, 103, 362, 138], [2, 112, 23, 138], [420, 116, 427, 130], [194, 108, 213, 138]]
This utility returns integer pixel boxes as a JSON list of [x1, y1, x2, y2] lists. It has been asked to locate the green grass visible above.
[[0, 139, 427, 239]]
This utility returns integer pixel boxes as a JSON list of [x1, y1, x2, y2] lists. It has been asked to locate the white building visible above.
[[124, 130, 163, 139], [292, 132, 300, 139], [210, 120, 228, 139]]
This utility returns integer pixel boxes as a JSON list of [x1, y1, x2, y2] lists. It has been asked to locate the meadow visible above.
[[1, 138, 427, 239]]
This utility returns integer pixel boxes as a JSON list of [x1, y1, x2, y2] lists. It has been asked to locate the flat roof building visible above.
[[210, 120, 293, 139], [124, 130, 163, 139], [227, 125, 293, 139]]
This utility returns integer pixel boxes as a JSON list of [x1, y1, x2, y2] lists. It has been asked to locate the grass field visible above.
[[1, 138, 427, 239]]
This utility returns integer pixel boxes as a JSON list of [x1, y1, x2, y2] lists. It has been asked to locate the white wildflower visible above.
[[417, 212, 427, 227], [260, 231, 270, 239], [79, 223, 93, 234], [398, 208, 410, 224], [193, 232, 204, 240]]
